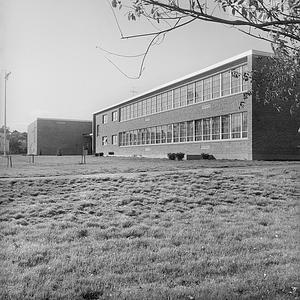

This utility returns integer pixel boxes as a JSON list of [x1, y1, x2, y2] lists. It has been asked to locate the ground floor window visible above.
[[101, 136, 108, 146], [112, 135, 118, 145], [118, 111, 248, 146]]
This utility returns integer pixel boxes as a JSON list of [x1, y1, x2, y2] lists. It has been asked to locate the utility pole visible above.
[[3, 71, 11, 156]]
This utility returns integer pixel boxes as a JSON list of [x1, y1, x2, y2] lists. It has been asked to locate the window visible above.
[[142, 100, 147, 116], [119, 132, 125, 146], [120, 107, 125, 121], [221, 71, 231, 96], [203, 118, 211, 140], [133, 103, 138, 119], [167, 124, 172, 143], [195, 119, 202, 141], [130, 104, 134, 119], [161, 93, 167, 111], [187, 84, 194, 105], [112, 135, 118, 145], [112, 111, 118, 122], [179, 122, 186, 142], [146, 98, 151, 115], [156, 94, 162, 113], [212, 74, 220, 99], [96, 125, 100, 136], [133, 130, 138, 145], [102, 114, 108, 124], [195, 81, 203, 103], [231, 67, 241, 94], [151, 97, 156, 114], [125, 132, 130, 146], [141, 128, 146, 145], [180, 86, 187, 107], [137, 129, 142, 145], [212, 116, 220, 140], [173, 88, 180, 108], [173, 123, 179, 142], [187, 121, 194, 141], [126, 106, 130, 121], [242, 65, 249, 91], [145, 128, 150, 144], [221, 115, 230, 139], [203, 78, 212, 101], [150, 127, 156, 144], [156, 126, 161, 144], [231, 113, 241, 138], [167, 91, 173, 110], [102, 136, 108, 145], [161, 125, 167, 143], [242, 112, 248, 138]]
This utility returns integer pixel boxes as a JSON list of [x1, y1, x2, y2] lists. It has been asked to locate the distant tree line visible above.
[[0, 126, 27, 154]]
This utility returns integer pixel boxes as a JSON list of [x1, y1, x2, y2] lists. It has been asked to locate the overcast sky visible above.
[[0, 0, 271, 132]]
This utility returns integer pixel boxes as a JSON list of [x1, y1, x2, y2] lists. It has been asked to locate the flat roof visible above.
[[93, 49, 272, 116], [36, 117, 92, 123]]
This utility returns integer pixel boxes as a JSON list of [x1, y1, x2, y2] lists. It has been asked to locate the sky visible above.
[[0, 0, 272, 132]]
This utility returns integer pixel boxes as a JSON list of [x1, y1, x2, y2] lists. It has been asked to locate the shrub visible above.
[[175, 152, 185, 161], [108, 152, 114, 155], [167, 153, 176, 160], [99, 152, 104, 156], [200, 153, 216, 160]]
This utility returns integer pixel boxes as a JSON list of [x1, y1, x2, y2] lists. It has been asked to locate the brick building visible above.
[[93, 50, 300, 160], [28, 118, 92, 155]]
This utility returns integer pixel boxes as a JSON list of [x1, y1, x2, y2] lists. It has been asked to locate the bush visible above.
[[167, 153, 176, 160], [175, 152, 185, 161], [108, 152, 114, 155], [200, 153, 216, 160], [167, 153, 185, 160]]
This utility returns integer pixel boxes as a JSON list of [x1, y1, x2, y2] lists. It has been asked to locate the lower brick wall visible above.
[[97, 139, 251, 160]]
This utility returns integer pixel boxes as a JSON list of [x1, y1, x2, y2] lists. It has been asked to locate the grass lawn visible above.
[[0, 157, 299, 299]]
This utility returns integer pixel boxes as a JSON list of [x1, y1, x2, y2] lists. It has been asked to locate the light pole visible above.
[[3, 71, 11, 156]]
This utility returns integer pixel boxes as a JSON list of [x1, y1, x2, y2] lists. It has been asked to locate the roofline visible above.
[[35, 117, 92, 123], [93, 49, 273, 116]]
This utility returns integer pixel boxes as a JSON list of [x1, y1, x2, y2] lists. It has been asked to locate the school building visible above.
[[27, 118, 92, 155], [93, 50, 300, 160]]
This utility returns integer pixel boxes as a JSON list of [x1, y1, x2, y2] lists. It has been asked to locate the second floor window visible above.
[[112, 111, 117, 122], [102, 114, 108, 124]]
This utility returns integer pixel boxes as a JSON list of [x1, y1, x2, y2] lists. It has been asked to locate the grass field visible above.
[[0, 156, 299, 299]]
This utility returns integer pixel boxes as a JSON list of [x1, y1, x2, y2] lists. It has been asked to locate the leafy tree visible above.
[[0, 126, 27, 154], [111, 0, 300, 48], [108, 0, 299, 77], [9, 131, 27, 154]]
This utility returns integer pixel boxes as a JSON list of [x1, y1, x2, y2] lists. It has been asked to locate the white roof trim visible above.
[[36, 118, 92, 123], [93, 49, 272, 115]]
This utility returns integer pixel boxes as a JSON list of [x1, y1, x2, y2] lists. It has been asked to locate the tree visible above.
[[0, 126, 27, 154], [9, 131, 27, 154], [112, 0, 299, 47], [107, 0, 299, 77]]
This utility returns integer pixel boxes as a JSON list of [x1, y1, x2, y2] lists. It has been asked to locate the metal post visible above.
[[3, 72, 11, 156]]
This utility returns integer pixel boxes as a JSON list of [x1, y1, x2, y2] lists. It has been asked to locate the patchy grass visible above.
[[0, 162, 299, 299], [0, 154, 299, 178]]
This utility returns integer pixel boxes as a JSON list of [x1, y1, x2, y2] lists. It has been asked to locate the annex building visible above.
[[93, 50, 300, 160], [28, 118, 92, 155]]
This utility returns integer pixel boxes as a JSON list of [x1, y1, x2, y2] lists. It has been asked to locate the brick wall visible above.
[[252, 56, 300, 160], [29, 119, 92, 155]]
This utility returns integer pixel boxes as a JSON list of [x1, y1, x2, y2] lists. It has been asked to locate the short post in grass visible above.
[[6, 155, 12, 168], [28, 154, 34, 164], [81, 148, 87, 164]]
